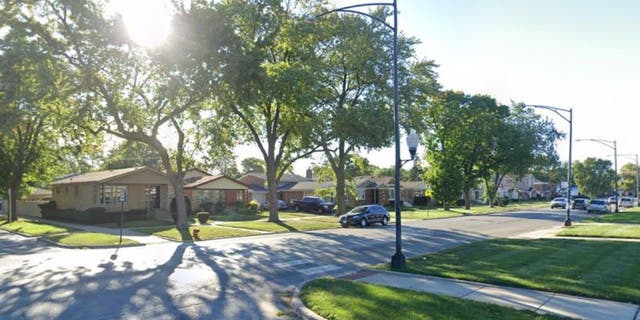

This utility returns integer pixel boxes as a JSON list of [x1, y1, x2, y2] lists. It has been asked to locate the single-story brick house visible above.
[[238, 172, 311, 204], [51, 166, 170, 213], [184, 174, 249, 209]]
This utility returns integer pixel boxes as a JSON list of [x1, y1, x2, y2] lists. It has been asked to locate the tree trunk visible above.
[[171, 180, 187, 228], [485, 180, 495, 208], [444, 201, 450, 211], [8, 183, 19, 222], [335, 160, 346, 216], [464, 189, 471, 210], [266, 162, 280, 223]]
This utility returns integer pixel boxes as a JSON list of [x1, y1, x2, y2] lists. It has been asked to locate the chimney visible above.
[[306, 168, 313, 180]]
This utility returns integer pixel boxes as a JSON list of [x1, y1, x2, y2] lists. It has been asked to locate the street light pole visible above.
[[576, 138, 619, 213], [311, 1, 407, 269], [526, 104, 573, 226]]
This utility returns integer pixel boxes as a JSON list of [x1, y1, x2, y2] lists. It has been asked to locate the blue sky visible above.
[[346, 0, 640, 174], [114, 0, 640, 174]]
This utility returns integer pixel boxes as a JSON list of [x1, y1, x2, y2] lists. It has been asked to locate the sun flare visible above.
[[112, 0, 172, 48]]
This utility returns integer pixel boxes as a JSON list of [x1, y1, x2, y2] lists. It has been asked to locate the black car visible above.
[[260, 200, 289, 211], [339, 205, 390, 228], [571, 198, 589, 210]]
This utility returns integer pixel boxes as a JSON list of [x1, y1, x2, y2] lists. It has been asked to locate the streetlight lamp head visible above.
[[406, 129, 419, 160]]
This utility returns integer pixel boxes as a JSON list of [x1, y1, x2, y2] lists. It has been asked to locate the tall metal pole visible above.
[[565, 109, 573, 226], [614, 140, 619, 213], [390, 0, 405, 269]]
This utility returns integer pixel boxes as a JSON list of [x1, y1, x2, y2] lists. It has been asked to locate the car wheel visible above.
[[360, 219, 367, 227], [317, 208, 323, 214], [381, 216, 389, 226], [341, 223, 349, 228], [294, 205, 301, 212]]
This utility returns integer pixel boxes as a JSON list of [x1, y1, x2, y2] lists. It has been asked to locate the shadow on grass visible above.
[[274, 221, 298, 232]]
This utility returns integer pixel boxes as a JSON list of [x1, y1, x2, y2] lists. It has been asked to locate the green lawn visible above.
[[0, 219, 140, 246], [585, 211, 640, 224], [0, 220, 78, 236], [46, 232, 138, 246], [558, 223, 640, 238], [301, 278, 566, 320], [220, 217, 338, 233], [134, 225, 261, 241], [394, 201, 547, 220], [377, 238, 640, 304]]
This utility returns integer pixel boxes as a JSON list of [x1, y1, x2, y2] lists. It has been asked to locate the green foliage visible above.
[[196, 212, 210, 224], [102, 141, 162, 171], [240, 157, 265, 174], [248, 200, 260, 213], [573, 157, 615, 197], [619, 162, 638, 195]]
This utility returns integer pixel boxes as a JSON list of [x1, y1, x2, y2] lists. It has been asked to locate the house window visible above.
[[100, 185, 127, 207], [389, 188, 395, 200], [357, 189, 365, 201], [236, 191, 243, 203]]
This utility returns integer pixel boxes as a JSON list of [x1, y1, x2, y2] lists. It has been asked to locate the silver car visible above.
[[587, 199, 609, 214]]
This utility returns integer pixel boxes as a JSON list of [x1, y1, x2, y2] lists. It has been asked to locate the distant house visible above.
[[400, 181, 428, 205], [238, 172, 311, 204], [25, 187, 53, 201], [51, 166, 170, 213], [282, 180, 335, 204], [183, 174, 249, 209], [497, 174, 554, 200], [353, 176, 393, 205]]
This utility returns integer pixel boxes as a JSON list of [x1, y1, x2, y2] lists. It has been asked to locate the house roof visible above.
[[354, 176, 394, 188], [184, 174, 249, 189], [401, 181, 426, 189], [239, 172, 310, 183], [52, 166, 164, 185], [289, 181, 334, 191]]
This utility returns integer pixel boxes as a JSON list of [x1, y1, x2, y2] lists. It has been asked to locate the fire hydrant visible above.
[[192, 228, 200, 238]]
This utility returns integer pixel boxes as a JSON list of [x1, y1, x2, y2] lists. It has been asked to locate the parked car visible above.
[[571, 198, 589, 210], [607, 196, 617, 205], [338, 205, 390, 228], [292, 196, 334, 214], [619, 197, 634, 207], [260, 200, 289, 211], [587, 199, 610, 214], [550, 197, 567, 209]]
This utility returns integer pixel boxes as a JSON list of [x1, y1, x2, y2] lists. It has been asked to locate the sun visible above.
[[112, 0, 172, 48]]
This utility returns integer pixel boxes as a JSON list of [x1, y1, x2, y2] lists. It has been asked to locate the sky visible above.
[[114, 0, 640, 175]]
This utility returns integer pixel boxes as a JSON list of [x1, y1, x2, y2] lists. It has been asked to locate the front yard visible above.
[[0, 219, 139, 247], [557, 210, 640, 239], [376, 238, 640, 304]]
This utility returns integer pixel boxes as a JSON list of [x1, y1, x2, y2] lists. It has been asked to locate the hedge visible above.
[[38, 201, 148, 225]]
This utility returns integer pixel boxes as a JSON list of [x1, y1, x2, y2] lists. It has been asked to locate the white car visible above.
[[587, 199, 609, 214], [619, 197, 634, 208]]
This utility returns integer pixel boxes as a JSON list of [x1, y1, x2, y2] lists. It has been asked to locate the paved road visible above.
[[0, 209, 587, 319]]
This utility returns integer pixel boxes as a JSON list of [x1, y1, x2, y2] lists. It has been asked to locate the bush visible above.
[[248, 200, 260, 213], [196, 212, 210, 224], [223, 201, 258, 215], [40, 203, 148, 225], [198, 201, 215, 213]]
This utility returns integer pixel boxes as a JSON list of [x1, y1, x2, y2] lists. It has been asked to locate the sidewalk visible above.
[[344, 270, 640, 320]]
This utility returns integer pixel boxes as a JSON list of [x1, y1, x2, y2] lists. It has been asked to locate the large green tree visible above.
[[23, 0, 231, 227], [619, 162, 638, 196], [207, 0, 324, 222], [102, 141, 162, 171], [482, 104, 562, 206], [0, 5, 92, 221], [573, 158, 615, 197], [308, 9, 439, 215]]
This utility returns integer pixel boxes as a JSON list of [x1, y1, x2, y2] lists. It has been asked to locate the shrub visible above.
[[198, 201, 215, 213], [223, 202, 257, 215], [196, 212, 210, 224], [248, 200, 260, 213]]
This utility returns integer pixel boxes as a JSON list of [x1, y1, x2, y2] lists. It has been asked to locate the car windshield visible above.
[[348, 206, 368, 214], [553, 198, 565, 201], [591, 200, 605, 205], [574, 199, 585, 203]]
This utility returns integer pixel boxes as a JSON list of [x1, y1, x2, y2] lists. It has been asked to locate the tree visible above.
[[308, 9, 439, 215], [25, 0, 231, 228], [573, 158, 615, 197], [0, 5, 91, 221], [209, 0, 324, 222], [482, 104, 562, 206], [240, 157, 266, 174], [102, 141, 162, 171], [619, 162, 638, 196]]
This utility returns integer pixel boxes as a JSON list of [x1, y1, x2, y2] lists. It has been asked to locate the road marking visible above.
[[299, 264, 342, 276], [274, 259, 314, 268]]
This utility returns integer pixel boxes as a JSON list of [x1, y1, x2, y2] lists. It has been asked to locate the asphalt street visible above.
[[0, 209, 587, 319]]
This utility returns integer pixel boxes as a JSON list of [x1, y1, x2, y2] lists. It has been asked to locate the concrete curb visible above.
[[288, 280, 326, 320]]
